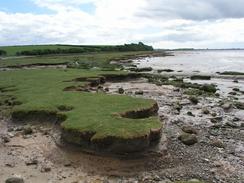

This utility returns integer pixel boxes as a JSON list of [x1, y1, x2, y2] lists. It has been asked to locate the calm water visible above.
[[136, 50, 244, 75]]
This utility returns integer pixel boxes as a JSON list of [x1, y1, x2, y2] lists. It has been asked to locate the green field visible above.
[[0, 43, 153, 57], [0, 51, 153, 68], [0, 45, 80, 56]]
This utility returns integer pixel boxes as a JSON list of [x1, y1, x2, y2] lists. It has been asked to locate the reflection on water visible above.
[[136, 50, 244, 75]]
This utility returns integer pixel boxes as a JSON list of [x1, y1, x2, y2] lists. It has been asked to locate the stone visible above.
[[41, 165, 51, 172], [182, 126, 197, 134], [211, 112, 217, 117], [233, 88, 240, 92], [25, 158, 38, 166], [222, 103, 232, 111], [225, 122, 239, 128], [211, 139, 225, 148], [233, 79, 239, 83], [5, 162, 15, 168], [202, 108, 210, 114], [5, 176, 24, 183], [173, 102, 182, 112], [135, 90, 144, 95], [118, 87, 124, 94], [233, 117, 240, 122], [210, 116, 223, 123], [187, 111, 195, 117], [178, 133, 198, 145], [22, 126, 33, 135], [2, 135, 10, 143]]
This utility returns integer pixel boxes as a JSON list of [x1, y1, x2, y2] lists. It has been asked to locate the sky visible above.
[[1, 0, 244, 49]]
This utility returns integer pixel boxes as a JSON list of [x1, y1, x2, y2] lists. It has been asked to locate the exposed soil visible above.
[[1, 78, 243, 182]]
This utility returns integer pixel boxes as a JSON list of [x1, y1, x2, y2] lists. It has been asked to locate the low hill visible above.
[[0, 42, 153, 56]]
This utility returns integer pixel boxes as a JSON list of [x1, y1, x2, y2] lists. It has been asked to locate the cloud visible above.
[[0, 0, 244, 48], [139, 0, 244, 20]]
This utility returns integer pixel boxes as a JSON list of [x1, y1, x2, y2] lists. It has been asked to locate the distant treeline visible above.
[[0, 50, 7, 56], [15, 42, 153, 56]]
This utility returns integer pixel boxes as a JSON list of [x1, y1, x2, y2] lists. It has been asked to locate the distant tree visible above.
[[0, 50, 7, 56], [16, 43, 153, 56]]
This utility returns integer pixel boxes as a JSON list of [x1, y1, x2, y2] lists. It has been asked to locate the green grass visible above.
[[0, 69, 160, 140], [0, 51, 153, 68]]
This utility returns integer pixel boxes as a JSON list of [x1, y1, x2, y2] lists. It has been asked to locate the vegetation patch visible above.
[[0, 69, 161, 153], [144, 74, 217, 94], [157, 69, 174, 73], [190, 75, 211, 80], [129, 67, 153, 72], [218, 71, 244, 75]]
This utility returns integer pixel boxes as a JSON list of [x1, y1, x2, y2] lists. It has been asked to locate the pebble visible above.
[[5, 176, 24, 183]]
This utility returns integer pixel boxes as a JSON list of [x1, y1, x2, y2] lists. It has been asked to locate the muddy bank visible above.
[[1, 78, 243, 182], [1, 77, 244, 182], [0, 63, 67, 71]]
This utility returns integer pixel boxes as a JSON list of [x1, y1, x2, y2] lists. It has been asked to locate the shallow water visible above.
[[136, 50, 244, 75]]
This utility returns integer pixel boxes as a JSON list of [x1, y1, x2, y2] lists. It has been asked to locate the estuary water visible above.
[[136, 50, 244, 75]]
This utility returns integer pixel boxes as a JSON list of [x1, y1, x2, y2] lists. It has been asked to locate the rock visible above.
[[187, 111, 195, 117], [25, 158, 38, 166], [135, 90, 144, 95], [178, 133, 198, 145], [104, 87, 109, 92], [22, 126, 33, 135], [41, 165, 51, 172], [182, 126, 197, 134], [228, 92, 237, 95], [14, 127, 24, 132], [210, 116, 223, 123], [173, 88, 180, 92], [211, 139, 225, 148], [189, 96, 199, 105], [233, 117, 240, 122], [202, 108, 210, 115], [180, 99, 191, 105], [5, 176, 24, 183], [64, 161, 72, 167], [215, 93, 220, 97], [118, 87, 124, 94], [7, 127, 14, 132], [2, 135, 10, 143], [173, 103, 182, 112], [5, 162, 15, 168], [233, 88, 240, 92], [211, 112, 217, 117], [222, 103, 232, 111], [233, 79, 239, 83], [225, 122, 239, 128], [241, 123, 244, 128], [209, 126, 221, 136]]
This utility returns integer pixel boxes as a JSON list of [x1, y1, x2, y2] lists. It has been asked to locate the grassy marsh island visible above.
[[0, 43, 163, 153]]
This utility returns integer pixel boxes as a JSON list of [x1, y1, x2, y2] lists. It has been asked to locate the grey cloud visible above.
[[138, 0, 244, 20]]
